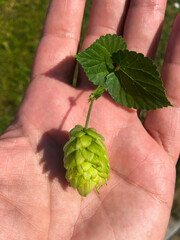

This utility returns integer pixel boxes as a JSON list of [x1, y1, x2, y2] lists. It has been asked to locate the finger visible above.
[[79, 0, 129, 88], [123, 0, 167, 58], [81, 0, 129, 50], [32, 0, 86, 82], [144, 14, 180, 162]]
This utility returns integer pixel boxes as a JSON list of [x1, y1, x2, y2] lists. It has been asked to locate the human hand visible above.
[[0, 1, 180, 239]]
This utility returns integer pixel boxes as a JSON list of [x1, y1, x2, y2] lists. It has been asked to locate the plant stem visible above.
[[85, 98, 94, 129]]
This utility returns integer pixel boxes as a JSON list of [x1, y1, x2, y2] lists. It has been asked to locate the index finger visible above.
[[32, 0, 86, 82]]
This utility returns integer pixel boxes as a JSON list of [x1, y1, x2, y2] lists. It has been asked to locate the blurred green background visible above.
[[0, 0, 180, 218]]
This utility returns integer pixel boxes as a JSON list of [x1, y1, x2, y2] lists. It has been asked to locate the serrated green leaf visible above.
[[75, 34, 127, 86], [106, 50, 172, 110]]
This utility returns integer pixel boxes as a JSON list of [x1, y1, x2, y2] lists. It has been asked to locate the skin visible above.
[[0, 0, 180, 239]]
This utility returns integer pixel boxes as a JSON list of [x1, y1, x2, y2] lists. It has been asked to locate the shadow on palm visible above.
[[37, 128, 68, 189]]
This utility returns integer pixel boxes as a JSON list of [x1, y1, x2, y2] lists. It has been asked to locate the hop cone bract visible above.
[[63, 125, 110, 197]]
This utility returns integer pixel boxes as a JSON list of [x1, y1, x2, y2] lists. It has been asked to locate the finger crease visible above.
[[43, 29, 79, 43], [130, 0, 165, 14]]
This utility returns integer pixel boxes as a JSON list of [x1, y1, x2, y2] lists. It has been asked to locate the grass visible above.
[[0, 0, 49, 133], [155, 0, 180, 70], [0, 0, 180, 214]]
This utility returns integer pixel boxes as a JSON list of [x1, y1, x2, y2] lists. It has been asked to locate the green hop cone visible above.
[[63, 125, 110, 197]]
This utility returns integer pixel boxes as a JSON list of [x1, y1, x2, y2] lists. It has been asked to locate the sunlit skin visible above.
[[0, 0, 180, 239]]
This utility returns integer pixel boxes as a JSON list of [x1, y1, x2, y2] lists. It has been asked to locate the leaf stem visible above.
[[85, 98, 94, 129]]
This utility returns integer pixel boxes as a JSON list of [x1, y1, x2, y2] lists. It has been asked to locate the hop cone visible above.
[[63, 125, 110, 197]]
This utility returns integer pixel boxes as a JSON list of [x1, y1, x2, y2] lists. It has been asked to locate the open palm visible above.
[[0, 1, 180, 239]]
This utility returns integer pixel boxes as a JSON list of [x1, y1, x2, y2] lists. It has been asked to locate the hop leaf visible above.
[[63, 125, 110, 197], [106, 50, 172, 110], [75, 34, 172, 110], [74, 34, 127, 86]]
